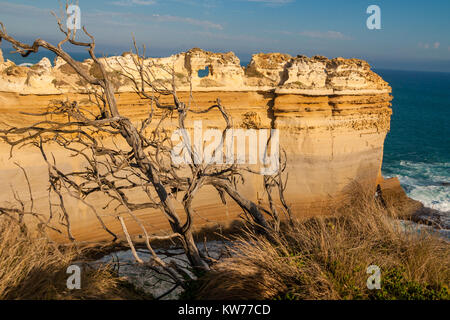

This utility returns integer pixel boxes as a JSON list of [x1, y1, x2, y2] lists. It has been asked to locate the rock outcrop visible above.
[[0, 48, 391, 95], [0, 49, 393, 242]]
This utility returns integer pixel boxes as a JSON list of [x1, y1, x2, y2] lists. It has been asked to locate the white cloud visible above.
[[85, 9, 223, 30], [419, 42, 441, 50], [246, 0, 293, 4], [299, 30, 352, 40], [193, 31, 271, 43], [0, 1, 50, 15], [111, 0, 157, 6], [151, 14, 223, 30], [244, 0, 293, 7], [171, 0, 219, 7], [133, 0, 157, 4]]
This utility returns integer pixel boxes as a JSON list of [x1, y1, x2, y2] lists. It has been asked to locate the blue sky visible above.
[[0, 0, 449, 71]]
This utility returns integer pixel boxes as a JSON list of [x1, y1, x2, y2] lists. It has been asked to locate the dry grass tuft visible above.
[[0, 219, 150, 300], [195, 189, 450, 300]]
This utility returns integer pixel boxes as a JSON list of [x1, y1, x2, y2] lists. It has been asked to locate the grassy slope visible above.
[[0, 189, 448, 300], [191, 190, 449, 300], [0, 220, 151, 300]]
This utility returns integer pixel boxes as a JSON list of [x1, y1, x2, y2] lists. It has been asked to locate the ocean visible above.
[[2, 52, 449, 216], [376, 69, 450, 215], [2, 50, 91, 65]]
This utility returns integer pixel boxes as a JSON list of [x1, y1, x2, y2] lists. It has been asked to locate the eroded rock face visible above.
[[244, 53, 292, 86], [0, 48, 391, 94], [0, 49, 393, 242], [186, 48, 245, 87], [281, 55, 328, 89]]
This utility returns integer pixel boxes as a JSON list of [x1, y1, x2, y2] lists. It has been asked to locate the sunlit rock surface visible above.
[[0, 48, 393, 242]]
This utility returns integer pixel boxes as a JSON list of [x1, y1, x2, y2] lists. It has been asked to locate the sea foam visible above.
[[384, 160, 450, 213]]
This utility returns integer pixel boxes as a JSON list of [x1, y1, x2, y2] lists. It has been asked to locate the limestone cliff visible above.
[[0, 48, 391, 95], [0, 48, 393, 242]]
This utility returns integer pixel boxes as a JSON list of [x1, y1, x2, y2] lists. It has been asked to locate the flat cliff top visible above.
[[0, 47, 391, 95]]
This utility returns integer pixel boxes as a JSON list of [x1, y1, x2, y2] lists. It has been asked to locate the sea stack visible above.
[[0, 49, 393, 241]]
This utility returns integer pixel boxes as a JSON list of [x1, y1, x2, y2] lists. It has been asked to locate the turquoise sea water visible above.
[[2, 50, 91, 65], [3, 52, 449, 214], [376, 69, 450, 214]]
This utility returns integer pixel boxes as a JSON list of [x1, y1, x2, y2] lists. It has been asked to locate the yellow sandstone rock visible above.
[[0, 49, 393, 242]]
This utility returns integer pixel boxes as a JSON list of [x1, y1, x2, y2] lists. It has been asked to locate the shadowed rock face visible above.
[[0, 48, 393, 242]]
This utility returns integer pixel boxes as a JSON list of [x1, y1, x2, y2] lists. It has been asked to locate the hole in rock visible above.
[[198, 66, 210, 78]]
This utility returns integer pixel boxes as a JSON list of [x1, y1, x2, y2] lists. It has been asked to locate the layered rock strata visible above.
[[0, 48, 392, 242]]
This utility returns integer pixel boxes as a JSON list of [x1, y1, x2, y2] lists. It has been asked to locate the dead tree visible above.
[[0, 3, 291, 282]]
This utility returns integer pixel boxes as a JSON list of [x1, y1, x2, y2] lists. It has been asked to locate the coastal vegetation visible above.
[[0, 218, 151, 300], [0, 188, 448, 300], [190, 189, 449, 300]]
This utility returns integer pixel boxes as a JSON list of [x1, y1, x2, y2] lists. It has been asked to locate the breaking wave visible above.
[[383, 160, 450, 213]]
